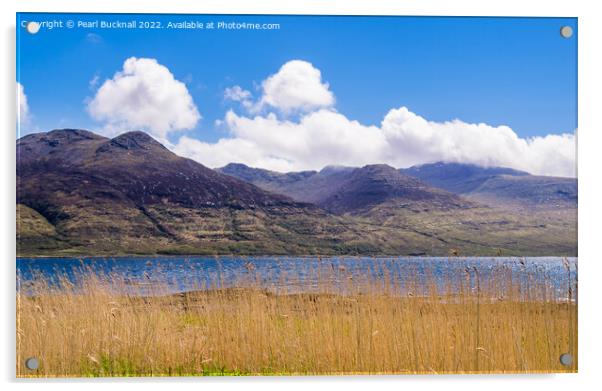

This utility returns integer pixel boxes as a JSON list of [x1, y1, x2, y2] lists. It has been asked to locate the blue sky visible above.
[[16, 13, 577, 176]]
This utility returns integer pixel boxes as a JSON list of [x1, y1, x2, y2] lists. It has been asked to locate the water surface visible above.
[[17, 256, 577, 299]]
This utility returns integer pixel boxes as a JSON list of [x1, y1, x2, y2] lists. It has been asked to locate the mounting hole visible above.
[[26, 21, 40, 35], [560, 26, 573, 39], [25, 357, 39, 370], [559, 353, 573, 366]]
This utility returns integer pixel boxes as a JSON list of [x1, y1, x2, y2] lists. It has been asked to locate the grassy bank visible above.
[[17, 262, 577, 376], [17, 202, 578, 258]]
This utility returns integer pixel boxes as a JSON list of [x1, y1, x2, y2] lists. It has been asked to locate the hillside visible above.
[[16, 129, 366, 256], [218, 161, 577, 256]]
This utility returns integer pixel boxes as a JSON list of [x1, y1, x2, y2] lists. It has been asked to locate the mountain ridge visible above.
[[17, 129, 366, 256], [219, 162, 472, 214], [18, 129, 304, 210], [318, 164, 472, 214], [401, 162, 577, 209]]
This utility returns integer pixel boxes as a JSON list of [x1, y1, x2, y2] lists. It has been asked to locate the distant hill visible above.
[[217, 163, 319, 201], [218, 163, 360, 205], [318, 164, 472, 214], [219, 163, 470, 214], [217, 161, 577, 256], [466, 174, 577, 208], [402, 162, 577, 209], [402, 162, 529, 193]]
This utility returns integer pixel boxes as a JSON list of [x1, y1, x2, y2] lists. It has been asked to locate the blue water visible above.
[[16, 256, 577, 299]]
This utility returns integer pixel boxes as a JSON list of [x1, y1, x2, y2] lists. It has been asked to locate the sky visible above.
[[16, 13, 577, 176]]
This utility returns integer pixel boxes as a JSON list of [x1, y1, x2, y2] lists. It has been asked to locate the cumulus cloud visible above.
[[17, 82, 30, 126], [380, 107, 576, 177], [174, 134, 297, 173], [258, 60, 335, 113], [174, 106, 575, 177], [173, 60, 575, 178], [87, 57, 200, 139]]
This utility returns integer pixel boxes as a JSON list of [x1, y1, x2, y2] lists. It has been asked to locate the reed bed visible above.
[[16, 259, 577, 376]]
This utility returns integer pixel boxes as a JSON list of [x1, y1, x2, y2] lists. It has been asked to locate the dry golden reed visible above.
[[16, 260, 577, 376]]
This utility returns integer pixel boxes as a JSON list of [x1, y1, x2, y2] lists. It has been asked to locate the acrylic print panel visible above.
[[16, 13, 577, 377]]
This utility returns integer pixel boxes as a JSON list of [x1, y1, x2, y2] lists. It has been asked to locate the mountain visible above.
[[17, 130, 577, 257], [18, 130, 299, 211], [466, 175, 577, 209], [402, 162, 529, 193], [402, 162, 577, 209], [216, 163, 319, 200], [16, 129, 368, 256], [219, 163, 469, 214], [283, 166, 357, 205], [216, 163, 316, 185], [318, 164, 472, 214], [217, 163, 357, 205], [217, 161, 576, 256]]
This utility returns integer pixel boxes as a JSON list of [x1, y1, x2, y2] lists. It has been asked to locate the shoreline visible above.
[[17, 254, 579, 260]]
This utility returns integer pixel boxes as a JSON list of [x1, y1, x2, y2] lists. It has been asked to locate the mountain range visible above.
[[218, 163, 472, 215], [219, 161, 577, 211], [17, 129, 577, 257], [402, 162, 577, 209]]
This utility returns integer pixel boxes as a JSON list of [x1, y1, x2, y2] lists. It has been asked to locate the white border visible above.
[[2, 1, 601, 391]]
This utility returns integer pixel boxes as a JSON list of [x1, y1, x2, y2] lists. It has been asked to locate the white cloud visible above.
[[17, 82, 30, 126], [380, 107, 576, 177], [224, 85, 253, 109], [174, 135, 296, 173], [173, 60, 575, 178], [258, 60, 335, 113], [175, 105, 576, 177], [87, 57, 200, 139]]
